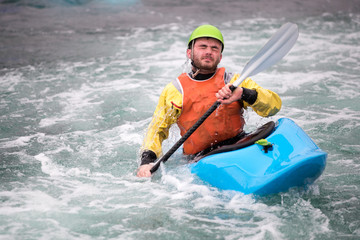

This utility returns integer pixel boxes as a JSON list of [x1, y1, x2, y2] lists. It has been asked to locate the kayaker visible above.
[[137, 24, 282, 177]]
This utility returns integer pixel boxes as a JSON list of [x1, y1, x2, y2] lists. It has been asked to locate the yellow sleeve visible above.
[[141, 82, 183, 157], [230, 74, 282, 117]]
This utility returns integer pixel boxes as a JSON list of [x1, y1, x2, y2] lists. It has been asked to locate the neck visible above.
[[191, 70, 216, 80]]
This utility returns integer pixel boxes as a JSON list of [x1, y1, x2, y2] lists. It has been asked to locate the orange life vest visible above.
[[177, 67, 245, 155]]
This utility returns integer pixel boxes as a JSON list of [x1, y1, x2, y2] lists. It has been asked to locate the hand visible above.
[[136, 164, 153, 177], [216, 83, 243, 104]]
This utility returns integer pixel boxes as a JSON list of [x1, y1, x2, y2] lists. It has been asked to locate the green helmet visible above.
[[188, 24, 224, 52]]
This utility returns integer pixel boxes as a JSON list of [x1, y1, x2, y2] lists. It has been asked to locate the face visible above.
[[187, 37, 222, 73]]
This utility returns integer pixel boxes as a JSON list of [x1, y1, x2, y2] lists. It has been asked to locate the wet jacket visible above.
[[141, 68, 282, 158]]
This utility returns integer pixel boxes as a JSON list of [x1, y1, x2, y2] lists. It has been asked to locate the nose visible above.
[[205, 47, 214, 55]]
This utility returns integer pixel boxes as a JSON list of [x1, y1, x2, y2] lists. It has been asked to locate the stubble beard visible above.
[[192, 55, 220, 72]]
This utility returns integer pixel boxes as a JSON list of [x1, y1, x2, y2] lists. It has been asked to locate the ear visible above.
[[186, 48, 192, 59]]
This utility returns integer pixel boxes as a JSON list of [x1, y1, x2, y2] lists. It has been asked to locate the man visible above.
[[137, 24, 282, 177]]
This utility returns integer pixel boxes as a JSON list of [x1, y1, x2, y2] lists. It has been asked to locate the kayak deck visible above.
[[190, 118, 327, 195]]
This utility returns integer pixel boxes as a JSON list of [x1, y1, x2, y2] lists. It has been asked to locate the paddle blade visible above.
[[233, 22, 299, 87]]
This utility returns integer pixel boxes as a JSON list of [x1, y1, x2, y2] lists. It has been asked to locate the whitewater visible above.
[[1, 0, 360, 239]]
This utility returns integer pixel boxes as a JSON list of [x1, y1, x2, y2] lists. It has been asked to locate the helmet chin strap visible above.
[[191, 61, 201, 79]]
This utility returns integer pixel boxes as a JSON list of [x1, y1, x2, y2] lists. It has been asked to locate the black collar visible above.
[[191, 72, 216, 80]]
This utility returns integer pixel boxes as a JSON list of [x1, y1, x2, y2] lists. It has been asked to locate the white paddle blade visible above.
[[233, 22, 299, 87]]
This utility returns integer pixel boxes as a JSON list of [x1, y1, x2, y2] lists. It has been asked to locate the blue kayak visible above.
[[190, 118, 327, 195]]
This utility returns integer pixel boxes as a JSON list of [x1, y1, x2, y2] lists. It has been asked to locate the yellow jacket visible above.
[[141, 72, 282, 158]]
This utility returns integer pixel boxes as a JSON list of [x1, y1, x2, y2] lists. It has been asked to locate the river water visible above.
[[1, 0, 360, 239]]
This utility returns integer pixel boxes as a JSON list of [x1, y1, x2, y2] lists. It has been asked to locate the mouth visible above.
[[202, 57, 213, 62]]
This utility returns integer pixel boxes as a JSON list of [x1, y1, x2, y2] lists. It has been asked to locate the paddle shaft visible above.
[[150, 101, 220, 173]]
